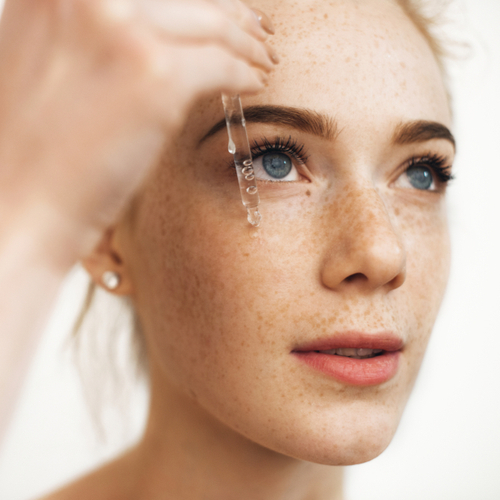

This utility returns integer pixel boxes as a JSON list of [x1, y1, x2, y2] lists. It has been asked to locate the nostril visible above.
[[389, 267, 406, 289], [344, 273, 368, 283]]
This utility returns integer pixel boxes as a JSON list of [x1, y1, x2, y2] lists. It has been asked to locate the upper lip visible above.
[[292, 331, 404, 353]]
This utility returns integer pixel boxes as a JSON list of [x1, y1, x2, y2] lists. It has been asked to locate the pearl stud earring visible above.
[[102, 271, 120, 290]]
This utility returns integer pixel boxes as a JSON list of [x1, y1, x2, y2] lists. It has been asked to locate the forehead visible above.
[[264, 0, 446, 109], [189, 0, 449, 143]]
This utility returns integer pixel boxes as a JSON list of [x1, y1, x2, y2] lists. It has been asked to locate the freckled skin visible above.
[[122, 0, 452, 466], [89, 0, 452, 496]]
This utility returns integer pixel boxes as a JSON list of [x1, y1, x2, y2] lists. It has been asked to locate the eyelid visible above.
[[250, 135, 309, 165], [393, 153, 454, 192], [224, 134, 310, 173], [405, 154, 454, 184], [248, 135, 311, 183]]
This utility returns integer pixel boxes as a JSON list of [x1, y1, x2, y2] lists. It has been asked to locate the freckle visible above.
[[324, 13, 328, 19], [305, 190, 311, 196]]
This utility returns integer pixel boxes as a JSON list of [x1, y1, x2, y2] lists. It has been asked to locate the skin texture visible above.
[[67, 0, 453, 499]]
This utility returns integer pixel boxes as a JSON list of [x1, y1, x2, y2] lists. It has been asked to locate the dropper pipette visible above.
[[221, 93, 261, 227]]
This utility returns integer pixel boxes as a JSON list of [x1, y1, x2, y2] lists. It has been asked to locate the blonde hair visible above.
[[397, 0, 450, 66]]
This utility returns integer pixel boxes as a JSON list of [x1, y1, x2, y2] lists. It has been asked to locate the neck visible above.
[[129, 372, 343, 500]]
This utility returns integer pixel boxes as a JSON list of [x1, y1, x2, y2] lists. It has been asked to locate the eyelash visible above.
[[227, 137, 454, 186], [407, 154, 454, 185], [250, 135, 309, 165]]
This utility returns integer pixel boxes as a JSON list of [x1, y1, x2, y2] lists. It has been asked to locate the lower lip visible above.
[[293, 351, 401, 386]]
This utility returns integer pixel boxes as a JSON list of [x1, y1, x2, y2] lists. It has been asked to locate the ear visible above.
[[81, 227, 134, 296]]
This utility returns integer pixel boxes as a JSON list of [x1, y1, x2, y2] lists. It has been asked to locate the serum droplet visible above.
[[247, 207, 261, 227], [246, 186, 258, 195], [228, 138, 236, 155]]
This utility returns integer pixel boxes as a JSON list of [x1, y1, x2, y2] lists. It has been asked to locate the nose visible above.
[[320, 185, 406, 294]]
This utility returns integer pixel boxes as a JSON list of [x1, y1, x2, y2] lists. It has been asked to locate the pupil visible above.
[[262, 152, 292, 179], [407, 166, 432, 190]]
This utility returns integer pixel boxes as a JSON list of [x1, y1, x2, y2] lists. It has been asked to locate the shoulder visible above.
[[37, 449, 137, 500]]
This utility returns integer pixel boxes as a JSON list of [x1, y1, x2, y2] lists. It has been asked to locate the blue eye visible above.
[[406, 166, 433, 190], [262, 152, 293, 179], [249, 136, 308, 182]]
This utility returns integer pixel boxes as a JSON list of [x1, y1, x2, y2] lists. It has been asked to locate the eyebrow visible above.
[[198, 104, 456, 151], [197, 105, 339, 145], [392, 120, 456, 151]]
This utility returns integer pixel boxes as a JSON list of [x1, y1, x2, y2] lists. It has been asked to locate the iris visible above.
[[262, 152, 292, 179], [407, 166, 433, 190]]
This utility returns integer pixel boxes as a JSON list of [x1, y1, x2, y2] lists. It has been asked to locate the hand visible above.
[[0, 0, 277, 266]]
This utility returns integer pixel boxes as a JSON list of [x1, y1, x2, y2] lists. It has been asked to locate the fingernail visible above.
[[252, 8, 276, 35], [267, 46, 280, 64]]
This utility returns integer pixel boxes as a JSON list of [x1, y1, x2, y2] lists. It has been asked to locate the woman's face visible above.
[[118, 0, 453, 465]]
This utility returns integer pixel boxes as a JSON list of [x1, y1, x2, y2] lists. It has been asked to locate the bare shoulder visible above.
[[37, 449, 138, 500]]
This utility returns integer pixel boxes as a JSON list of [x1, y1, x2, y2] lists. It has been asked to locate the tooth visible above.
[[322, 349, 338, 355], [320, 348, 384, 358], [356, 348, 373, 357], [336, 348, 357, 357]]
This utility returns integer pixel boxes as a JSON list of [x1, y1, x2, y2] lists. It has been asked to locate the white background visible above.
[[0, 1, 499, 499]]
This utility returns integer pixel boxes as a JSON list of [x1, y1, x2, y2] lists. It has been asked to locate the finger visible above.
[[141, 1, 277, 71], [250, 8, 275, 35], [151, 44, 266, 119], [209, 0, 272, 40], [188, 45, 268, 94]]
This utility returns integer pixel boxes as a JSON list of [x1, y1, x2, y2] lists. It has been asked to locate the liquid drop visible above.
[[246, 207, 262, 227]]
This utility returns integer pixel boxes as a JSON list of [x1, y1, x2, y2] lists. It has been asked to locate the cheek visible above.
[[392, 196, 450, 369], [129, 164, 312, 388]]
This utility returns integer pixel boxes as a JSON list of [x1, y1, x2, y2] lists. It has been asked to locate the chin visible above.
[[253, 407, 402, 466], [291, 431, 396, 466], [322, 432, 395, 466]]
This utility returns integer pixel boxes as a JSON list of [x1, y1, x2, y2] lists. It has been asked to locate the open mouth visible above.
[[317, 348, 385, 359], [292, 333, 403, 386]]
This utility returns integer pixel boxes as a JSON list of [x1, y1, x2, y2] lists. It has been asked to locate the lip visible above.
[[292, 331, 403, 386]]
